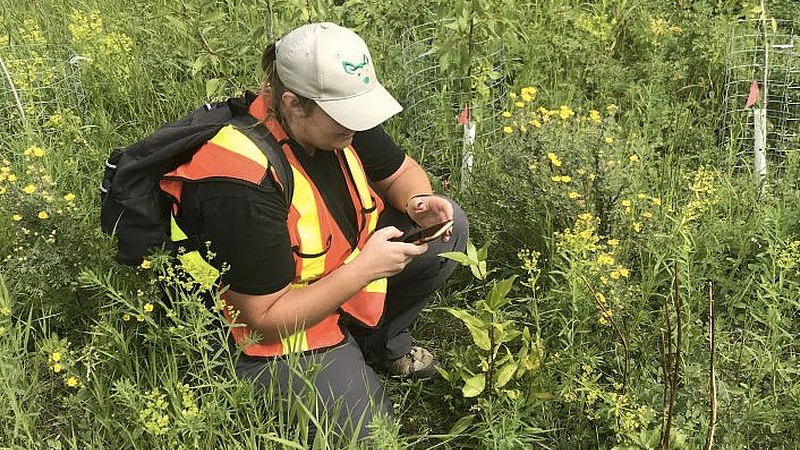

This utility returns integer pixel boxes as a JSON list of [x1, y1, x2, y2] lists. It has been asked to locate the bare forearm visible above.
[[236, 260, 374, 341], [376, 156, 433, 212]]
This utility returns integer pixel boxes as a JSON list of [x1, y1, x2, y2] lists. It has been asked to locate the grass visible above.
[[3, 0, 800, 448]]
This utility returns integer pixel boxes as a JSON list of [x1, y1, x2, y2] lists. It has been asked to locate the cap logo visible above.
[[341, 54, 370, 85]]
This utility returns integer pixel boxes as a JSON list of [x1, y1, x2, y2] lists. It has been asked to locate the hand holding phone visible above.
[[397, 220, 454, 245]]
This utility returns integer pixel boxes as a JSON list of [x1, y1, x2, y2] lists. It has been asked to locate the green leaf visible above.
[[487, 275, 517, 309], [164, 15, 189, 35], [447, 308, 491, 351], [500, 328, 521, 344], [448, 414, 475, 435], [191, 55, 208, 76], [438, 251, 472, 266], [495, 362, 517, 388], [205, 78, 223, 98], [470, 262, 487, 281], [477, 240, 490, 261], [466, 240, 478, 262], [462, 373, 485, 398]]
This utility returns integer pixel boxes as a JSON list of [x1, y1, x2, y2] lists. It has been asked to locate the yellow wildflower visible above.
[[515, 101, 525, 108], [607, 239, 619, 247], [637, 193, 648, 200], [509, 92, 517, 99], [621, 199, 632, 207], [503, 126, 513, 134], [23, 184, 36, 194], [7, 174, 16, 182], [559, 105, 575, 120], [33, 147, 45, 157], [632, 222, 642, 233], [64, 193, 76, 202], [66, 376, 79, 388], [38, 211, 49, 219], [520, 124, 527, 133], [140, 259, 152, 269], [629, 154, 640, 162], [606, 104, 618, 114], [651, 198, 662, 206], [1, 166, 9, 173], [144, 303, 154, 313], [51, 352, 61, 362], [12, 214, 22, 221], [122, 314, 131, 322], [560, 175, 572, 183], [53, 363, 62, 373], [551, 175, 562, 182], [547, 152, 562, 167], [642, 211, 653, 219], [610, 270, 621, 280], [529, 119, 542, 128], [589, 110, 601, 123], [521, 93, 533, 102], [568, 191, 580, 199], [618, 267, 630, 278], [597, 253, 615, 266], [502, 111, 512, 118], [604, 136, 614, 144], [578, 212, 593, 222]]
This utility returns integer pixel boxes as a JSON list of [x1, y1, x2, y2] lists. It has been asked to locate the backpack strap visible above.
[[227, 114, 294, 208]]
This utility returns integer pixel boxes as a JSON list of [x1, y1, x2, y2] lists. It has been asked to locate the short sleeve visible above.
[[178, 182, 295, 295], [351, 125, 405, 182]]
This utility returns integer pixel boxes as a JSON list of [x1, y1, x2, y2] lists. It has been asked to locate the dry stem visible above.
[[704, 282, 717, 450]]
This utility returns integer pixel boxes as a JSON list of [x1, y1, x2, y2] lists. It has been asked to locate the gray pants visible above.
[[233, 198, 469, 441]]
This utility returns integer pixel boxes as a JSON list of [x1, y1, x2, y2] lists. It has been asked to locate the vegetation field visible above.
[[2, 0, 800, 448]]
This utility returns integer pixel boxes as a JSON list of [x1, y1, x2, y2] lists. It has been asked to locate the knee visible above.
[[440, 196, 469, 253]]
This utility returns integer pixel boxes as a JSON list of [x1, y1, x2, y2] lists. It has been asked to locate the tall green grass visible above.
[[2, 0, 800, 448]]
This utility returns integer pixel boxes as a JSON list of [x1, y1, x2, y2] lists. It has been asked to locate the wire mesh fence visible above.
[[399, 19, 508, 189], [719, 18, 799, 173], [0, 43, 85, 142]]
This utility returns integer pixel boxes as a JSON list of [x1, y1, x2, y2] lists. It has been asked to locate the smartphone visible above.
[[399, 220, 454, 245]]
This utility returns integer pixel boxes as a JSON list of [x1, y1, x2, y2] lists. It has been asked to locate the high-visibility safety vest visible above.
[[159, 95, 387, 357]]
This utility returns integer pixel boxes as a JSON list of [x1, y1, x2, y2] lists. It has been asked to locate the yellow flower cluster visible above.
[[770, 240, 800, 275], [68, 10, 104, 44], [618, 192, 662, 234], [518, 248, 542, 289], [68, 9, 136, 87], [502, 89, 616, 136], [177, 383, 201, 419], [139, 389, 171, 436], [650, 18, 683, 37], [682, 165, 719, 222]]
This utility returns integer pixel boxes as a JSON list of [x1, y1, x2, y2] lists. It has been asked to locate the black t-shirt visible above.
[[176, 125, 405, 295]]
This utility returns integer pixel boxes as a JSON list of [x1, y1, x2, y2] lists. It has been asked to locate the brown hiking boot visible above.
[[381, 346, 439, 379]]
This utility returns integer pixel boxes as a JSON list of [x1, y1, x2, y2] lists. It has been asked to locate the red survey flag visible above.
[[458, 103, 470, 125], [745, 80, 760, 108]]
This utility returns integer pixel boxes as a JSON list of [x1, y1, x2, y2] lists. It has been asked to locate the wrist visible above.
[[404, 192, 434, 214]]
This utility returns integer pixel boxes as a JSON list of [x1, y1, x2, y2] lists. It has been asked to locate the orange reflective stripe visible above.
[[166, 95, 388, 357]]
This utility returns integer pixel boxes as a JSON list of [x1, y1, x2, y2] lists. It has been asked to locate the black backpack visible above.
[[100, 93, 293, 265]]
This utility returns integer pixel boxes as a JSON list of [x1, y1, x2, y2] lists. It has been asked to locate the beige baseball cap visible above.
[[275, 22, 403, 131]]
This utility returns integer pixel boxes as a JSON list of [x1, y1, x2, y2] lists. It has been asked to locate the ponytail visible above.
[[259, 41, 315, 124]]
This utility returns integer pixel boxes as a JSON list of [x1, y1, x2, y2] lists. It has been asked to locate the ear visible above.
[[281, 91, 308, 118]]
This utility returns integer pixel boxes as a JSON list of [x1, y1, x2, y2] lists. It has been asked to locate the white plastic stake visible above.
[[460, 120, 476, 191], [754, 107, 767, 183]]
